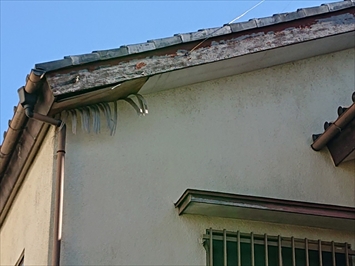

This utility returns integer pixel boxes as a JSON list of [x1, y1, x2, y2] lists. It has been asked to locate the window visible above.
[[203, 229, 354, 266]]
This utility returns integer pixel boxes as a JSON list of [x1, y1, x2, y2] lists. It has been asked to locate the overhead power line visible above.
[[187, 0, 266, 55]]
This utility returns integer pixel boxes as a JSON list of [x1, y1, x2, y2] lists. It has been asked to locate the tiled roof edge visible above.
[[35, 0, 354, 72]]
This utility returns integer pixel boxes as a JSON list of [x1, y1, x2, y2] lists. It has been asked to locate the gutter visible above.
[[18, 85, 66, 266], [311, 92, 355, 151], [0, 70, 45, 176]]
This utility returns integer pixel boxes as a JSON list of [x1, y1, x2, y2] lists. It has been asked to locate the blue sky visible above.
[[0, 0, 336, 140]]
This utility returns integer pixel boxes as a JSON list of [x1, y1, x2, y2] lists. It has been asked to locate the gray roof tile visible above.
[[175, 26, 232, 42], [175, 31, 203, 43], [300, 5, 330, 16], [322, 0, 353, 11], [35, 57, 72, 71], [270, 13, 291, 24], [65, 53, 100, 65], [255, 16, 278, 27], [34, 0, 354, 73], [124, 42, 156, 54], [229, 20, 257, 33], [94, 47, 129, 59], [283, 9, 307, 22], [201, 25, 232, 37], [148, 35, 182, 49]]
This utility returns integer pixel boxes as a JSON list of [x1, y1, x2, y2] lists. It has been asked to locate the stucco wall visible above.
[[0, 128, 55, 266], [62, 48, 355, 265]]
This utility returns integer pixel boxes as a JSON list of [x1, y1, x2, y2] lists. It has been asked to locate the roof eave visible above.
[[44, 7, 355, 101]]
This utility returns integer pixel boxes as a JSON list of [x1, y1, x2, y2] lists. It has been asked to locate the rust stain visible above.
[[135, 62, 147, 69]]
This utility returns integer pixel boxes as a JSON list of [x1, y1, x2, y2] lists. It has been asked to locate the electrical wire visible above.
[[187, 0, 266, 55]]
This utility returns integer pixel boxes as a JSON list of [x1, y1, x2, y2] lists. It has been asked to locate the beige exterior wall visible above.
[[2, 48, 353, 265], [0, 128, 55, 266], [59, 48, 355, 265]]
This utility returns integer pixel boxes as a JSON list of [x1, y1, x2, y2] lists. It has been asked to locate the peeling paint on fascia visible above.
[[226, 32, 266, 43]]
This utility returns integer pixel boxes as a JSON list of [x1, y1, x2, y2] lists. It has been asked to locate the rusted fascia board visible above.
[[46, 9, 355, 97], [327, 117, 355, 166], [175, 189, 355, 220], [0, 81, 54, 227]]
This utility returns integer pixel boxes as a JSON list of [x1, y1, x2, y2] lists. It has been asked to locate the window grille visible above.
[[203, 228, 354, 266]]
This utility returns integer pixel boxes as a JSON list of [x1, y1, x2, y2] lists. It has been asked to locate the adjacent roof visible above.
[[311, 92, 355, 166]]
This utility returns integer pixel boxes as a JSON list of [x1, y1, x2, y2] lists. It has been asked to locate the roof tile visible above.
[[202, 26, 232, 37], [124, 42, 156, 54], [65, 53, 100, 65], [322, 0, 353, 11], [148, 35, 182, 49], [255, 16, 278, 27], [229, 20, 257, 33], [94, 47, 129, 60], [300, 5, 330, 16], [176, 26, 231, 43], [282, 9, 307, 22], [35, 58, 72, 71]]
